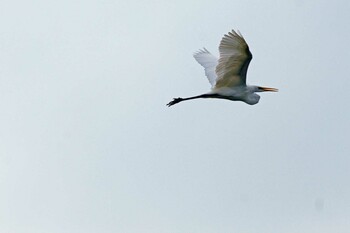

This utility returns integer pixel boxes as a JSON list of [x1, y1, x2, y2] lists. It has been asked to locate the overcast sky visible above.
[[0, 0, 349, 233]]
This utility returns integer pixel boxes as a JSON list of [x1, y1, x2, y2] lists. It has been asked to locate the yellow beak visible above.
[[258, 86, 279, 92]]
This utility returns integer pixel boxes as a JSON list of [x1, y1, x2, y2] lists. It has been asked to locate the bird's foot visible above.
[[166, 98, 183, 107]]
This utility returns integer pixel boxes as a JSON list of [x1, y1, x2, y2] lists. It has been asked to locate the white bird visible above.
[[167, 29, 278, 107]]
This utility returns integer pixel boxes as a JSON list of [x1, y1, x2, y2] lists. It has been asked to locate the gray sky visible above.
[[0, 0, 349, 232]]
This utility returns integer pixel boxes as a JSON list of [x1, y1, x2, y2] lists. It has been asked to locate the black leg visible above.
[[166, 98, 183, 107]]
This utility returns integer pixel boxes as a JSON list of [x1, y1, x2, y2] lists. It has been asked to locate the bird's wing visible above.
[[193, 48, 218, 87], [215, 30, 252, 89]]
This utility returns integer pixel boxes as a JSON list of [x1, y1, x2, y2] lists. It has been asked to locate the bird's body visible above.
[[167, 29, 278, 107]]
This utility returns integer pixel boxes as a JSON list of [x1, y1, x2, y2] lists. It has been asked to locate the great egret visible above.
[[167, 29, 278, 107]]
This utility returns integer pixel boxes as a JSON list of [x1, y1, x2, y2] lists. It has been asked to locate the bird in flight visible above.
[[167, 29, 278, 107]]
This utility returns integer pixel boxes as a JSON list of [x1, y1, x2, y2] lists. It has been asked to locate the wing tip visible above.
[[222, 29, 246, 40], [194, 47, 208, 53], [193, 47, 210, 57]]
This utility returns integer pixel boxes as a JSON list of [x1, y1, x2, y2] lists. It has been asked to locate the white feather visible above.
[[193, 48, 218, 88]]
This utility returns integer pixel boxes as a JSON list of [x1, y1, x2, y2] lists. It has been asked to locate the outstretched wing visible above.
[[193, 48, 218, 87], [215, 30, 252, 89]]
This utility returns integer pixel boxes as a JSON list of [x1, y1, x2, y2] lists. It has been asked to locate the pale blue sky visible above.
[[0, 0, 349, 232]]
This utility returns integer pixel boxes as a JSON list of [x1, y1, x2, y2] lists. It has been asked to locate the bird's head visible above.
[[256, 86, 279, 92]]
